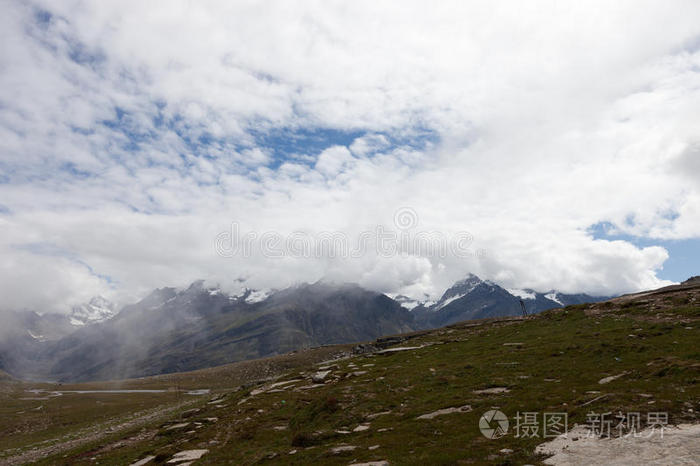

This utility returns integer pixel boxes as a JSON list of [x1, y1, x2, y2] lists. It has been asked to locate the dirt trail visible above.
[[0, 400, 197, 466]]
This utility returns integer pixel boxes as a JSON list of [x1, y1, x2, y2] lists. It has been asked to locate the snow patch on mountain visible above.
[[508, 288, 536, 300], [400, 301, 420, 310], [395, 296, 423, 310], [69, 297, 117, 326], [544, 292, 563, 305], [27, 329, 45, 341], [245, 289, 271, 303], [435, 293, 466, 310]]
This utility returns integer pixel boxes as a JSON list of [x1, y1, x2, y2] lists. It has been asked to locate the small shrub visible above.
[[291, 431, 315, 447]]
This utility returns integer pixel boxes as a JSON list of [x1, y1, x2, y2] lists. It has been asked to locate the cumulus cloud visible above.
[[1, 0, 699, 312]]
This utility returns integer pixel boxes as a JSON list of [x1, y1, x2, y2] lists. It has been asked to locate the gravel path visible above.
[[0, 400, 198, 465]]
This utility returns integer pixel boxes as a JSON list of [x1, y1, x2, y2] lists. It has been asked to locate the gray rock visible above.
[[311, 370, 331, 383]]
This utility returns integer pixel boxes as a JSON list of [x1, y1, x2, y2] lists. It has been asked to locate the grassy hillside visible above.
[[1, 284, 698, 465]]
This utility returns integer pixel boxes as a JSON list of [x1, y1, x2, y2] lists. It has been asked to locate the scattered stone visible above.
[[503, 342, 523, 346], [366, 411, 392, 420], [353, 424, 370, 432], [377, 428, 394, 432], [349, 371, 368, 377], [289, 449, 297, 455], [362, 363, 375, 367], [312, 370, 332, 383], [181, 408, 201, 418], [353, 343, 378, 354], [330, 445, 357, 454], [166, 422, 190, 431], [166, 449, 209, 463], [473, 387, 510, 395], [335, 429, 352, 434], [598, 372, 628, 385], [268, 379, 302, 389], [294, 384, 325, 391], [376, 346, 423, 354], [416, 404, 472, 420], [500, 448, 513, 454], [368, 444, 380, 450], [185, 389, 210, 396], [350, 461, 389, 466], [129, 456, 156, 466], [580, 394, 608, 407], [273, 425, 287, 431]]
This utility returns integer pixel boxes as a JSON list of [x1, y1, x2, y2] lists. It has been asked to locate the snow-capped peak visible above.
[[432, 274, 486, 310], [69, 296, 117, 326], [442, 274, 483, 298]]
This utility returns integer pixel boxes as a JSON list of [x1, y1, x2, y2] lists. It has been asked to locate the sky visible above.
[[1, 0, 700, 313]]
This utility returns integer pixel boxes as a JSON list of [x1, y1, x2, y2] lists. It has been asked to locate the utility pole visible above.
[[519, 299, 528, 317]]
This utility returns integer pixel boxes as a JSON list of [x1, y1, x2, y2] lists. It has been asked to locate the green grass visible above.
[[2, 300, 698, 465]]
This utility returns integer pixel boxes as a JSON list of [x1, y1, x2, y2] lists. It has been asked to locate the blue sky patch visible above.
[[589, 221, 699, 283]]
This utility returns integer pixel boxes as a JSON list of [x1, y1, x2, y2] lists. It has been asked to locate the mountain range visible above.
[[411, 274, 605, 328], [0, 275, 607, 382]]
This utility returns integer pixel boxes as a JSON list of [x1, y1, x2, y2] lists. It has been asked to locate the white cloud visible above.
[[314, 146, 355, 176], [0, 1, 699, 312], [349, 134, 390, 156]]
